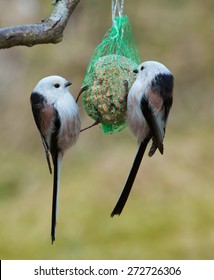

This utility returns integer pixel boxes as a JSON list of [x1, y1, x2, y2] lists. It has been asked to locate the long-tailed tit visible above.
[[111, 61, 174, 217], [30, 76, 80, 243]]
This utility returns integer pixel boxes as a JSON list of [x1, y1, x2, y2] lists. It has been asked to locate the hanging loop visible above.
[[112, 0, 124, 23]]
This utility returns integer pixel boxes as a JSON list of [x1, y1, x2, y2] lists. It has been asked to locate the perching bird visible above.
[[111, 61, 174, 217], [30, 75, 80, 243]]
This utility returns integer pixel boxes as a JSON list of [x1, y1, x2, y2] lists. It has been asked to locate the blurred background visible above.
[[0, 0, 214, 259]]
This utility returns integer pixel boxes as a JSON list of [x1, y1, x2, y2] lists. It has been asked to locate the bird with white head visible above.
[[30, 75, 80, 243], [111, 61, 174, 217]]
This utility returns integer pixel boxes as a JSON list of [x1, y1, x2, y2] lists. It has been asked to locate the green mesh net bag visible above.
[[82, 0, 140, 134]]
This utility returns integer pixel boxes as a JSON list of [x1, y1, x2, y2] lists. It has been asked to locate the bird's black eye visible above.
[[54, 83, 60, 88], [141, 66, 144, 71]]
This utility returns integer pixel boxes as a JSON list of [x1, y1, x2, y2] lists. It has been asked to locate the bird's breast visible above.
[[127, 84, 149, 142], [56, 94, 80, 152]]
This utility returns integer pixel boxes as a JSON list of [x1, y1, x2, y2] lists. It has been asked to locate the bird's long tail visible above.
[[111, 135, 151, 217], [51, 153, 62, 244]]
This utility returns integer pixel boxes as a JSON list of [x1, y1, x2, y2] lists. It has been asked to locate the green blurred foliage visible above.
[[0, 0, 214, 259]]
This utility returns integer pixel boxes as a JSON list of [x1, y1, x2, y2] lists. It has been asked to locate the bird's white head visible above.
[[32, 75, 72, 101], [133, 61, 172, 82]]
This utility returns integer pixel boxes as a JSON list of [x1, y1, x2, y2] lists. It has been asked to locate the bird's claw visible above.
[[123, 80, 129, 100], [76, 85, 89, 103]]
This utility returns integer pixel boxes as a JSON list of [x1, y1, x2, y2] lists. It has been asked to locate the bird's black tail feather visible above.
[[111, 136, 151, 217], [51, 153, 61, 244]]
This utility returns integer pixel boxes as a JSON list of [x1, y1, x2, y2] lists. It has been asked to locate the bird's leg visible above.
[[76, 85, 89, 103], [80, 107, 101, 133], [123, 80, 129, 101]]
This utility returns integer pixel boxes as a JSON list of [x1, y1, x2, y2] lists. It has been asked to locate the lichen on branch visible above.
[[0, 0, 80, 49]]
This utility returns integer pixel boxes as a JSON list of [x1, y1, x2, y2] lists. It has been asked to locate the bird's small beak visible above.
[[65, 81, 72, 87], [133, 69, 138, 74]]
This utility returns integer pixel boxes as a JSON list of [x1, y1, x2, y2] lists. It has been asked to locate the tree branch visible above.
[[0, 0, 80, 49]]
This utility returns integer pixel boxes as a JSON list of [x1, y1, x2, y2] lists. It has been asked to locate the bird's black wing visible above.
[[143, 73, 174, 156], [30, 92, 53, 174], [154, 73, 174, 123], [141, 97, 164, 155], [30, 92, 46, 133]]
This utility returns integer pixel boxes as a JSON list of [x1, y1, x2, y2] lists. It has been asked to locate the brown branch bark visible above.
[[0, 0, 80, 49]]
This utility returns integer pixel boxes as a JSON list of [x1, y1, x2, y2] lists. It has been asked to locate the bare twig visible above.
[[80, 120, 100, 133], [0, 0, 80, 49]]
